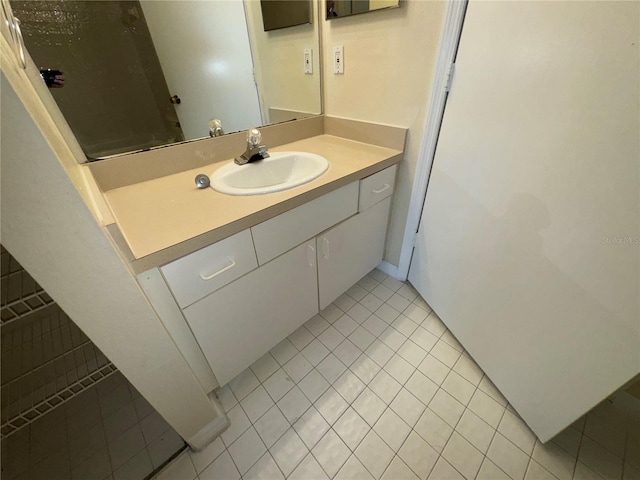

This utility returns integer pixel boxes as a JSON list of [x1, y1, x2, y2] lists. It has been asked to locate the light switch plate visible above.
[[304, 48, 313, 74], [333, 45, 344, 74]]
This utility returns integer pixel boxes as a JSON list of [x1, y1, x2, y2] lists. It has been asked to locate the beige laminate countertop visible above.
[[104, 134, 402, 270]]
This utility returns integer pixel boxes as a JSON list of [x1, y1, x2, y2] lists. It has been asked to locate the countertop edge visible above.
[[113, 153, 402, 275]]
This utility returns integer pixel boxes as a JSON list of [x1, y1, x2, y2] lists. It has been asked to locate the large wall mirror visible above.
[[10, 0, 322, 162], [326, 0, 400, 19]]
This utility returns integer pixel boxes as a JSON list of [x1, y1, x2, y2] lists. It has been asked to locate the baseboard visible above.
[[186, 395, 230, 451], [377, 260, 405, 281]]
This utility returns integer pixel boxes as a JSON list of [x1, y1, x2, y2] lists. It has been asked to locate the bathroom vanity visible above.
[[90, 117, 406, 392]]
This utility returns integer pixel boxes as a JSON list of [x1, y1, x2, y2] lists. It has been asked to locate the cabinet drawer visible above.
[[161, 229, 257, 308], [251, 182, 359, 265], [183, 240, 319, 386], [359, 165, 397, 212]]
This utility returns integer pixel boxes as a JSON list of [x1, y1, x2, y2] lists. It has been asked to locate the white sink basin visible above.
[[210, 151, 329, 196]]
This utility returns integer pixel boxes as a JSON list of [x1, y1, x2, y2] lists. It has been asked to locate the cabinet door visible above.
[[183, 240, 319, 386], [318, 197, 392, 310]]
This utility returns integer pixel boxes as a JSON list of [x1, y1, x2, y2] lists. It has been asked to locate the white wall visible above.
[[321, 1, 447, 267], [1, 36, 224, 449], [245, 0, 322, 123]]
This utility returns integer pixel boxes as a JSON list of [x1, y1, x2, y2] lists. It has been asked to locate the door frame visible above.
[[395, 0, 468, 280]]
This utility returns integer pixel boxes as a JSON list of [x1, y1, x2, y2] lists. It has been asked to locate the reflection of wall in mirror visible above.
[[140, 1, 262, 139], [245, 0, 321, 126]]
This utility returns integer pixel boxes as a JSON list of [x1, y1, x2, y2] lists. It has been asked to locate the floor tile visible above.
[[354, 430, 395, 479], [370, 369, 403, 404], [155, 452, 196, 480], [221, 404, 251, 447], [430, 340, 462, 368], [312, 429, 351, 478], [336, 455, 375, 480], [319, 303, 344, 323], [397, 339, 428, 368], [348, 284, 370, 301], [283, 353, 314, 383], [440, 330, 464, 352], [409, 327, 439, 353], [250, 353, 280, 383], [478, 376, 508, 407], [532, 440, 576, 480], [423, 313, 447, 338], [107, 424, 145, 470], [442, 432, 484, 480], [376, 304, 402, 324], [452, 355, 484, 386], [551, 426, 582, 457], [288, 326, 315, 350], [573, 461, 605, 480], [429, 389, 465, 428], [390, 388, 425, 427], [317, 354, 348, 385], [384, 354, 415, 384], [456, 409, 495, 454], [442, 371, 476, 406], [428, 457, 465, 480], [263, 368, 295, 402], [418, 354, 451, 385], [270, 428, 308, 476], [335, 315, 360, 337], [299, 368, 331, 403], [216, 385, 238, 413], [578, 436, 623, 479], [293, 406, 331, 450], [315, 387, 349, 425], [379, 326, 407, 351], [583, 413, 627, 458], [112, 448, 153, 480], [477, 458, 511, 480], [391, 315, 420, 338], [334, 369, 367, 403], [349, 327, 377, 351], [372, 284, 395, 302], [334, 406, 371, 451], [366, 340, 395, 367], [147, 428, 184, 469], [351, 354, 382, 385], [199, 451, 240, 480], [270, 339, 298, 366], [301, 340, 331, 366], [361, 293, 385, 313], [244, 452, 284, 480], [414, 408, 454, 453], [189, 437, 225, 473], [318, 326, 346, 351], [468, 388, 506, 428], [363, 315, 390, 337], [253, 405, 289, 449], [227, 427, 267, 475], [487, 432, 531, 480], [228, 368, 260, 401], [374, 408, 412, 453], [289, 453, 330, 480], [278, 386, 311, 424], [386, 293, 412, 314], [241, 386, 275, 423], [398, 431, 439, 480], [334, 339, 363, 367], [305, 315, 331, 337], [405, 370, 439, 406], [353, 387, 388, 427], [348, 304, 373, 324], [524, 459, 558, 480], [498, 409, 537, 455]]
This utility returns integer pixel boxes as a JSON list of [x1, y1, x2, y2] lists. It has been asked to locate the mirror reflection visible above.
[[11, 0, 322, 161], [326, 0, 400, 19]]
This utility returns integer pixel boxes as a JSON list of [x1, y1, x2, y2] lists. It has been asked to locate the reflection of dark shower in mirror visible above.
[[326, 0, 400, 20], [11, 0, 322, 162], [12, 1, 185, 159]]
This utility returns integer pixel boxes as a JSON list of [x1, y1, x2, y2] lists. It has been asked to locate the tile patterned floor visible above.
[[156, 268, 640, 480], [1, 371, 185, 480]]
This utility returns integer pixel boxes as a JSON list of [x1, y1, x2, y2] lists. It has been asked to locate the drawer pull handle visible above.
[[306, 244, 315, 267], [321, 237, 330, 259], [200, 258, 236, 280], [372, 184, 391, 194]]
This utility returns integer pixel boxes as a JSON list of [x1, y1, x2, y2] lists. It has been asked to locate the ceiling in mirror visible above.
[[10, 0, 322, 161], [326, 0, 400, 19]]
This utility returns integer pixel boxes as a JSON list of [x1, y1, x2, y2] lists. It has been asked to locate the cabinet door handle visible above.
[[306, 244, 315, 267], [321, 237, 330, 259], [372, 183, 391, 194], [199, 258, 236, 280]]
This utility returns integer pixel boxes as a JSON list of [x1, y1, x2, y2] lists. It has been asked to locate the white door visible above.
[[408, 1, 639, 442], [140, 1, 263, 139]]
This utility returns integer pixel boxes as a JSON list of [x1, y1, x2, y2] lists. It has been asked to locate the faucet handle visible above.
[[247, 128, 262, 147]]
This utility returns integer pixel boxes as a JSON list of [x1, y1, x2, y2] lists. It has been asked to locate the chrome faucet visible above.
[[209, 118, 224, 137], [235, 128, 270, 165]]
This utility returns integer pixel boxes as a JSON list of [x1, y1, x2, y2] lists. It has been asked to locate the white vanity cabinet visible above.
[[317, 197, 392, 309], [143, 164, 398, 390], [182, 240, 319, 386]]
